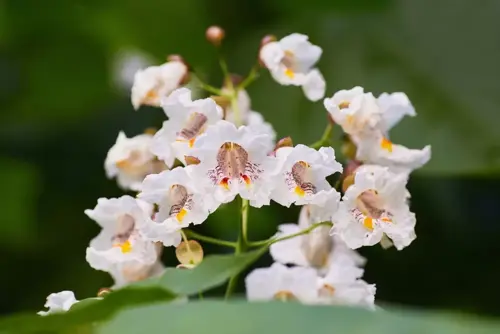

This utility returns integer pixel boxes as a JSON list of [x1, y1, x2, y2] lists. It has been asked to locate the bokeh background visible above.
[[1, 0, 500, 317]]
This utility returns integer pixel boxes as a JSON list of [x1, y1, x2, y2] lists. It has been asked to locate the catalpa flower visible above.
[[270, 205, 365, 274], [105, 131, 168, 191], [138, 167, 213, 246], [271, 145, 342, 207], [109, 260, 165, 289], [189, 120, 277, 208], [131, 60, 188, 110], [222, 89, 276, 152], [331, 165, 417, 250], [317, 262, 376, 308], [38, 291, 78, 316], [356, 131, 431, 174], [151, 88, 222, 164], [85, 196, 161, 275], [260, 33, 325, 101], [245, 262, 318, 303], [324, 87, 381, 141]]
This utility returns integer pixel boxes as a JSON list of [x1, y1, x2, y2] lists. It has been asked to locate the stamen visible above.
[[273, 290, 296, 302], [339, 101, 350, 109]]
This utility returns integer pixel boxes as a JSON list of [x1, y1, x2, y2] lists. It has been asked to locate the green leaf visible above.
[[0, 287, 175, 333], [98, 301, 500, 334], [139, 248, 266, 296]]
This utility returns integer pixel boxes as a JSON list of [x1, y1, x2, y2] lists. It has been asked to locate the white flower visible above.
[[260, 33, 325, 101], [109, 259, 165, 289], [331, 165, 417, 250], [137, 167, 213, 246], [105, 131, 169, 191], [85, 196, 162, 278], [356, 132, 432, 174], [112, 49, 153, 91], [151, 88, 222, 164], [317, 263, 376, 308], [223, 89, 276, 152], [377, 92, 416, 132], [324, 87, 381, 141], [189, 120, 277, 208], [245, 263, 318, 303], [270, 205, 365, 274], [271, 145, 342, 207], [38, 291, 78, 316], [131, 60, 188, 110]]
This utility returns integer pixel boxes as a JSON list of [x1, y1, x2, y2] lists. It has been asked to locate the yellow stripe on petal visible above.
[[284, 68, 295, 79], [114, 240, 132, 254], [188, 138, 196, 148], [380, 137, 393, 153], [363, 217, 374, 230], [176, 208, 188, 222], [294, 186, 305, 197]]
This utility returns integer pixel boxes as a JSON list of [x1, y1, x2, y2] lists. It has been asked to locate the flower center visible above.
[[177, 112, 208, 148], [339, 101, 350, 109], [209, 142, 261, 190], [319, 284, 336, 297], [380, 137, 393, 152], [282, 50, 296, 79], [273, 290, 297, 302], [168, 184, 192, 222], [112, 214, 135, 253], [287, 160, 316, 197], [354, 190, 393, 230]]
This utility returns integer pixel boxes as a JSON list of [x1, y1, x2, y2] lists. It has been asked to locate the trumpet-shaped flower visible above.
[[131, 60, 187, 110], [151, 88, 222, 164], [317, 263, 376, 308], [245, 262, 318, 303], [189, 120, 277, 208], [260, 33, 325, 101], [137, 167, 213, 246], [105, 132, 168, 191], [271, 145, 342, 207], [85, 196, 162, 278], [37, 291, 78, 316], [331, 165, 416, 250], [270, 205, 365, 274], [356, 132, 432, 174], [324, 87, 381, 141]]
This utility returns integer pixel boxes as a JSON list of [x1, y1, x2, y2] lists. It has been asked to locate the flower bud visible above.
[[176, 263, 196, 270], [341, 139, 357, 160], [344, 160, 362, 178], [268, 136, 293, 156], [342, 174, 355, 193], [210, 95, 231, 110], [176, 239, 204, 265], [206, 26, 225, 46], [184, 155, 200, 166], [260, 34, 277, 48], [144, 127, 157, 135], [97, 288, 112, 298], [259, 35, 277, 67]]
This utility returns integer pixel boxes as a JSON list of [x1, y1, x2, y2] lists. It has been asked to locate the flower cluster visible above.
[[39, 28, 430, 314]]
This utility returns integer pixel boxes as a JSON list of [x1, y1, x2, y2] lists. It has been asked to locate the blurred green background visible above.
[[1, 0, 500, 317]]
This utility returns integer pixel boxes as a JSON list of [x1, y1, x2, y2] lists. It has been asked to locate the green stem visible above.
[[310, 123, 333, 149], [229, 91, 242, 127], [247, 221, 333, 248], [184, 229, 237, 248], [193, 76, 223, 96], [225, 196, 249, 300], [238, 64, 260, 91]]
